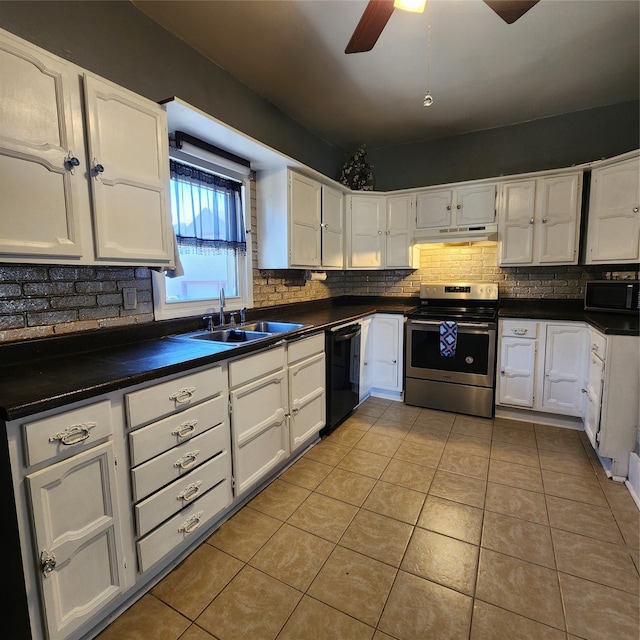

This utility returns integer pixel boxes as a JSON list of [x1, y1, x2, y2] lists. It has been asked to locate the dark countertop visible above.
[[0, 297, 418, 421], [499, 298, 640, 336], [1, 295, 636, 422]]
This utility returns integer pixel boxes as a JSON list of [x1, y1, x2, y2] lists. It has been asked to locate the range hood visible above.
[[413, 223, 498, 244]]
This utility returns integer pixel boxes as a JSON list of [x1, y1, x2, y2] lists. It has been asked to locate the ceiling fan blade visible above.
[[483, 0, 540, 24], [345, 0, 395, 54]]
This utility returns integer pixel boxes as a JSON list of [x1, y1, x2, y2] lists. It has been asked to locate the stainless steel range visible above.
[[405, 282, 499, 418]]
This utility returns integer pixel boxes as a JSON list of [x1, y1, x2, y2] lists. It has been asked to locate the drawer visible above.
[[502, 320, 538, 339], [129, 395, 227, 467], [137, 478, 232, 573], [288, 332, 325, 364], [131, 422, 229, 502], [23, 400, 113, 467], [229, 345, 286, 389], [135, 450, 231, 537], [126, 366, 225, 428], [589, 329, 607, 360]]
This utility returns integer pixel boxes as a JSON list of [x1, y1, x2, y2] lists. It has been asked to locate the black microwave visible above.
[[584, 280, 640, 314]]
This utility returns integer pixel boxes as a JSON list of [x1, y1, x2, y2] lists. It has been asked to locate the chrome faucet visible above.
[[240, 307, 246, 325], [218, 288, 225, 326]]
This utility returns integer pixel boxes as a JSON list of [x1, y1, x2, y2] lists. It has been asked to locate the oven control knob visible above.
[[465, 356, 474, 365]]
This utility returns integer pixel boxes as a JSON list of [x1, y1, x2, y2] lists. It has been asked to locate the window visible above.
[[152, 157, 253, 320]]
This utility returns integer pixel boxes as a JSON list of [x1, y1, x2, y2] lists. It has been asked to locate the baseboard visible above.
[[495, 405, 583, 430]]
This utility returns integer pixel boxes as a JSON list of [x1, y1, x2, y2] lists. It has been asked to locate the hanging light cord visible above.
[[424, 1, 433, 107]]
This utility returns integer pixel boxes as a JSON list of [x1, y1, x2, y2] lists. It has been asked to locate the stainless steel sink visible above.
[[238, 321, 305, 333], [188, 329, 272, 343]]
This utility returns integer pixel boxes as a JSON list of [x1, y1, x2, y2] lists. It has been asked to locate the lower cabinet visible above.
[[27, 441, 126, 640], [360, 313, 404, 400], [498, 320, 587, 418]]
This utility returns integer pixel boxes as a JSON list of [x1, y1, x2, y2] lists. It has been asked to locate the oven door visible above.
[[406, 319, 496, 387]]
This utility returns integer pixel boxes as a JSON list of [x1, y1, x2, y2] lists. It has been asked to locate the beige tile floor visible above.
[[97, 398, 640, 640]]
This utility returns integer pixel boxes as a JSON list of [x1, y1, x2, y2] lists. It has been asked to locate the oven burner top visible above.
[[410, 282, 500, 323], [409, 306, 497, 323]]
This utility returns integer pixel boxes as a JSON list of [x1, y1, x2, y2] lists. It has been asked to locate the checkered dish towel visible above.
[[439, 321, 458, 357]]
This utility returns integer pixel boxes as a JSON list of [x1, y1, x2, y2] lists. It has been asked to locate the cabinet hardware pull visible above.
[[49, 422, 95, 446], [542, 218, 548, 223], [529, 219, 534, 224], [512, 328, 528, 335], [292, 407, 299, 415], [40, 550, 56, 577], [377, 230, 382, 235], [93, 159, 105, 177], [446, 205, 451, 210], [65, 152, 80, 174], [169, 387, 196, 404], [634, 207, 639, 213], [177, 481, 202, 502], [500, 370, 505, 376], [178, 511, 204, 534], [174, 450, 200, 469], [172, 420, 198, 438], [456, 204, 462, 209]]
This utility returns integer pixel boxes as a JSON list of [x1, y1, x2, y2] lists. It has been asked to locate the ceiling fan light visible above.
[[394, 0, 426, 14]]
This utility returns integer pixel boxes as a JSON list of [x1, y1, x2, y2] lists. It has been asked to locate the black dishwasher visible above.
[[323, 322, 361, 434]]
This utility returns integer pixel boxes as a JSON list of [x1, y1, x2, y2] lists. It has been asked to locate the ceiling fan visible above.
[[345, 0, 540, 54]]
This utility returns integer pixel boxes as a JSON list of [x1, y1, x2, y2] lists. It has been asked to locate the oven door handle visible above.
[[408, 319, 491, 330]]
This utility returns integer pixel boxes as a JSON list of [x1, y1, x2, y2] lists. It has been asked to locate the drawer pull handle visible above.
[[172, 420, 198, 438], [178, 511, 204, 535], [174, 450, 200, 470], [512, 328, 528, 335], [40, 549, 56, 577], [591, 344, 599, 353], [49, 422, 95, 446], [177, 481, 202, 502], [169, 387, 196, 404]]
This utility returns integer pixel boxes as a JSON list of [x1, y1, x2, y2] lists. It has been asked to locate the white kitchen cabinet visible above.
[[498, 172, 582, 266], [416, 182, 496, 229], [347, 194, 414, 269], [585, 152, 640, 264], [498, 320, 537, 407], [257, 168, 345, 269], [27, 441, 125, 640], [229, 345, 290, 496], [288, 333, 326, 452], [321, 184, 345, 268], [497, 319, 587, 418], [540, 323, 587, 416], [583, 328, 640, 480], [0, 28, 174, 266], [358, 316, 373, 401], [363, 313, 404, 399]]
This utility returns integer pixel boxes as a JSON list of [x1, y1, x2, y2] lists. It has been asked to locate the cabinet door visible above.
[[540, 324, 586, 416], [289, 172, 322, 267], [289, 352, 326, 452], [584, 352, 605, 449], [535, 174, 580, 265], [83, 74, 172, 264], [455, 184, 496, 226], [321, 185, 344, 268], [416, 189, 453, 228], [27, 441, 125, 640], [230, 369, 289, 496], [0, 35, 86, 259], [348, 195, 385, 268], [498, 337, 536, 407], [369, 315, 403, 392], [359, 317, 372, 401], [498, 180, 536, 265], [386, 194, 414, 268], [586, 157, 640, 264]]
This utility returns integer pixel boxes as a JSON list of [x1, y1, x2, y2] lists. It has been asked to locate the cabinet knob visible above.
[[65, 154, 80, 172], [542, 218, 548, 224], [456, 204, 462, 209], [529, 219, 534, 225], [40, 550, 57, 577], [446, 205, 452, 210], [93, 161, 105, 176], [634, 207, 639, 213], [378, 230, 383, 235], [500, 370, 505, 376]]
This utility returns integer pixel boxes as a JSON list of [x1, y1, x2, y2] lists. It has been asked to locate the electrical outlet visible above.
[[123, 287, 137, 310]]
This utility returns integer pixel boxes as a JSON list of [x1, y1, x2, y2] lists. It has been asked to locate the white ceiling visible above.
[[133, 0, 639, 152]]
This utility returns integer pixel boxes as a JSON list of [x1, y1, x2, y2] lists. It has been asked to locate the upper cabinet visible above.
[[257, 169, 344, 269], [584, 152, 640, 265], [416, 182, 496, 229], [497, 171, 582, 266], [0, 29, 174, 267], [346, 193, 414, 269]]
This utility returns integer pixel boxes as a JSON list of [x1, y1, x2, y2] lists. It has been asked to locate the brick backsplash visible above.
[[0, 184, 636, 343]]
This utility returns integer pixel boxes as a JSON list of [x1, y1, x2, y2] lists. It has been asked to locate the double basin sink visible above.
[[175, 321, 307, 346]]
